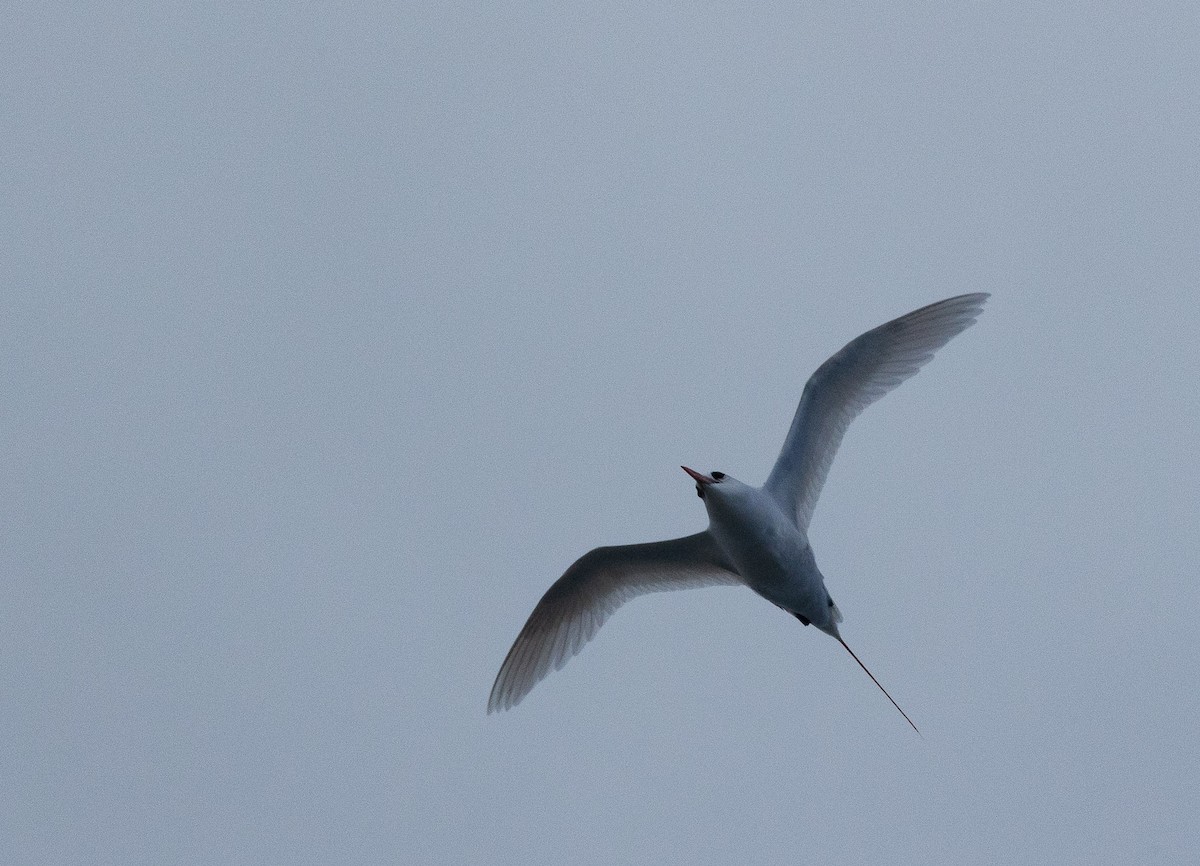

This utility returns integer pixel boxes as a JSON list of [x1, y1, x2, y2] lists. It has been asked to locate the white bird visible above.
[[489, 294, 988, 731]]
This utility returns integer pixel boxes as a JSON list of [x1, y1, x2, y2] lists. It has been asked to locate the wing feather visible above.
[[488, 531, 740, 712], [764, 294, 988, 530]]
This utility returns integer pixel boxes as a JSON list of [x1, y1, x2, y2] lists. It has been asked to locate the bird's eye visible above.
[[711, 471, 725, 481]]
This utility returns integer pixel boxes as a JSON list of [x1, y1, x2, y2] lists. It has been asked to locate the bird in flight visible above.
[[488, 294, 988, 732]]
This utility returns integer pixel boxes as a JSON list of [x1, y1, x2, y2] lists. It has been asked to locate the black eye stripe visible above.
[[711, 471, 725, 481]]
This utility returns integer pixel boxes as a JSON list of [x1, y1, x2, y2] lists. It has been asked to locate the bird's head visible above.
[[681, 466, 729, 500]]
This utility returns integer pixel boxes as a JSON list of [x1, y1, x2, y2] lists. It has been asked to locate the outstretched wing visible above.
[[488, 531, 741, 712], [763, 293, 988, 531]]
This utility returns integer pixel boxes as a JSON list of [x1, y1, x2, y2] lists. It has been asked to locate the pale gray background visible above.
[[4, 2, 1198, 863]]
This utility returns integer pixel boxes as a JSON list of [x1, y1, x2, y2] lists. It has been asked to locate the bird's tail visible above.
[[835, 635, 920, 735]]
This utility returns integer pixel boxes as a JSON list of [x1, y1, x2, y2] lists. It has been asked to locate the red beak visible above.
[[681, 466, 715, 484]]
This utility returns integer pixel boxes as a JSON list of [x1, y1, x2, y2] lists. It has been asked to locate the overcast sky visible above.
[[4, 2, 1199, 863]]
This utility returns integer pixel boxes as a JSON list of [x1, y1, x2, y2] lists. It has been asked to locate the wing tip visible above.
[[487, 678, 520, 714], [943, 292, 990, 317]]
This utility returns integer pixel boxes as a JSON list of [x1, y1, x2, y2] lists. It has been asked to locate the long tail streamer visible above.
[[836, 636, 921, 735]]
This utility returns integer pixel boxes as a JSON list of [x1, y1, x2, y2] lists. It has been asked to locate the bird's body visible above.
[[489, 294, 989, 730], [694, 473, 837, 632]]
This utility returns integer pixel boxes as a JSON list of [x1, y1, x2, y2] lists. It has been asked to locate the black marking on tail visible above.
[[793, 613, 811, 626]]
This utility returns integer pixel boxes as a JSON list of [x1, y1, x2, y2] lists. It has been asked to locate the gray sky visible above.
[[4, 2, 1199, 863]]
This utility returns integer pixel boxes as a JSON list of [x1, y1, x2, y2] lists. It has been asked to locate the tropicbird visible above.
[[488, 294, 988, 731]]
